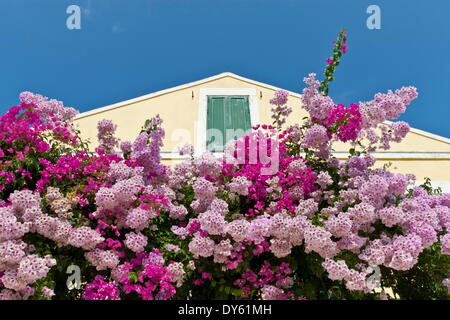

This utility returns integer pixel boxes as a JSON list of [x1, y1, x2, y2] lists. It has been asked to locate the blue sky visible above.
[[1, 0, 449, 137]]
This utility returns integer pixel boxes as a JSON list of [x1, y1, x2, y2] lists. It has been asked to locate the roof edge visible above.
[[74, 72, 301, 120]]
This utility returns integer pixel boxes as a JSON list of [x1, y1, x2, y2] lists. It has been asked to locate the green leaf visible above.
[[128, 272, 138, 282]]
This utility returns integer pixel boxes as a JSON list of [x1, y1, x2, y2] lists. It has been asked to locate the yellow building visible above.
[[73, 72, 450, 192]]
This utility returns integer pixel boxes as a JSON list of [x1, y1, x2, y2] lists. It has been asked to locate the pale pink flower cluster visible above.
[[125, 207, 155, 231], [325, 213, 353, 238], [214, 239, 233, 263], [358, 88, 418, 152], [301, 73, 334, 121], [164, 244, 180, 252], [41, 286, 55, 297], [0, 207, 31, 242], [198, 209, 227, 235], [168, 204, 188, 220], [108, 161, 144, 182], [298, 74, 418, 156], [95, 175, 144, 211], [440, 233, 450, 255], [193, 152, 222, 179], [167, 262, 185, 287], [228, 176, 252, 196], [261, 285, 286, 300], [295, 198, 318, 217], [443, 278, 450, 290], [227, 219, 250, 242], [178, 143, 194, 157], [322, 259, 368, 291], [131, 115, 166, 181], [19, 91, 78, 122], [68, 226, 105, 250], [0, 289, 22, 300], [45, 187, 74, 219], [124, 232, 148, 253], [270, 90, 292, 127], [18, 91, 79, 145], [142, 250, 166, 267], [270, 238, 292, 258], [97, 119, 119, 154], [247, 216, 272, 244], [378, 207, 404, 227], [0, 240, 27, 268], [85, 249, 120, 271], [301, 124, 329, 150], [360, 87, 418, 129], [188, 234, 215, 258], [111, 264, 131, 283], [1, 189, 105, 298], [193, 177, 218, 202], [303, 225, 337, 258], [316, 171, 333, 189], [120, 141, 133, 155], [1, 254, 56, 293]]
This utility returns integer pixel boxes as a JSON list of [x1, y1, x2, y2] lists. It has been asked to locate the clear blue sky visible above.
[[1, 0, 449, 137]]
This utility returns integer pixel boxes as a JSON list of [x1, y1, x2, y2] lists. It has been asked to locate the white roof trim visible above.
[[416, 181, 450, 193], [74, 72, 301, 120], [73, 72, 450, 144], [160, 150, 450, 160], [332, 151, 450, 159]]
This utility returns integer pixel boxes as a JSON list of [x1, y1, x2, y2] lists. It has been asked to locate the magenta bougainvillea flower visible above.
[[0, 33, 448, 301]]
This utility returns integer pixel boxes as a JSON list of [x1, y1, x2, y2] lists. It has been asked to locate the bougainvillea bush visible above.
[[0, 31, 449, 300]]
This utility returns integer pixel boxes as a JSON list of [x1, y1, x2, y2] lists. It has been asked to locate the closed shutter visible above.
[[207, 96, 226, 152], [207, 95, 251, 152], [228, 96, 251, 141]]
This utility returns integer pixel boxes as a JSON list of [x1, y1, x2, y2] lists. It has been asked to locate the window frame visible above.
[[196, 88, 260, 156]]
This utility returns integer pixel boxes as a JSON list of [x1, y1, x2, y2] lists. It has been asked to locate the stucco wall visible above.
[[73, 74, 450, 189], [73, 75, 307, 152], [374, 159, 450, 182]]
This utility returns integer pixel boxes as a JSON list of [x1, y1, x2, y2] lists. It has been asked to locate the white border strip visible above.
[[333, 151, 450, 159], [160, 151, 450, 160], [415, 181, 450, 193]]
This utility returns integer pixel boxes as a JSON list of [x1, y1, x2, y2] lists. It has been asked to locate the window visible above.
[[206, 95, 251, 152], [196, 88, 259, 156]]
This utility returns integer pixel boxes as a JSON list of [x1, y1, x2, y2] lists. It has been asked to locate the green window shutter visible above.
[[207, 95, 251, 152], [207, 96, 226, 152], [227, 96, 251, 141]]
